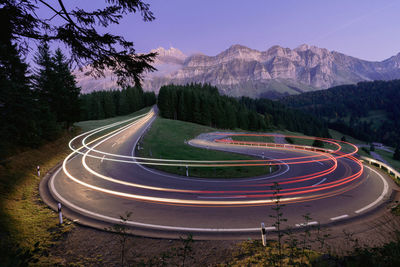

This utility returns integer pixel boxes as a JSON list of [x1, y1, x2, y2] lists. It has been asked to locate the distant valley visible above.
[[76, 44, 400, 99]]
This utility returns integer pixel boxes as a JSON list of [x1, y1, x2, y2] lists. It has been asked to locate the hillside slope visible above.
[[281, 80, 400, 146]]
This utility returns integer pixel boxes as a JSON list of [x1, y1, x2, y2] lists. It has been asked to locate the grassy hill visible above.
[[136, 117, 276, 178], [281, 80, 400, 147]]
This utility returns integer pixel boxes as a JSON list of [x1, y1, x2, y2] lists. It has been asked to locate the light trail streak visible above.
[[59, 107, 365, 207], [71, 109, 356, 166]]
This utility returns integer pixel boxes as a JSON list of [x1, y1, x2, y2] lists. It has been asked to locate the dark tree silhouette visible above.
[[281, 80, 400, 146], [157, 84, 329, 137], [1, 0, 157, 87], [394, 147, 400, 161], [80, 87, 155, 121], [312, 139, 324, 148]]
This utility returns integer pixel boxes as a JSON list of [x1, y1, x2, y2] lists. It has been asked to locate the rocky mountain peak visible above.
[[150, 47, 187, 63], [227, 44, 255, 51], [216, 44, 261, 62], [294, 44, 311, 51], [76, 44, 400, 99], [383, 52, 400, 67], [295, 44, 330, 56], [265, 45, 292, 57]]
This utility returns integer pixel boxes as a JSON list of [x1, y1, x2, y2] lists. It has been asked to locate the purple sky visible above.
[[36, 0, 400, 61]]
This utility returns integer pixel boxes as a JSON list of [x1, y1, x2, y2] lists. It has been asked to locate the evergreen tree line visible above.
[[0, 41, 80, 156], [281, 80, 400, 146], [238, 97, 330, 137], [1, 39, 156, 157], [80, 87, 156, 121], [157, 84, 329, 137]]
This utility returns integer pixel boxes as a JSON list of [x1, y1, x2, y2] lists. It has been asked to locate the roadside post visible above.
[[37, 165, 40, 177], [58, 203, 63, 225], [186, 165, 189, 177], [261, 222, 267, 246]]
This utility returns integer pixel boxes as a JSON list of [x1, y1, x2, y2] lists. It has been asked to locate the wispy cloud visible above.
[[311, 1, 397, 43]]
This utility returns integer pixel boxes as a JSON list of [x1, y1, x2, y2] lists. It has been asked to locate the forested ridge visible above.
[[281, 80, 400, 146], [0, 41, 81, 156], [0, 0, 158, 160], [80, 87, 156, 121], [157, 84, 330, 137], [0, 42, 156, 158]]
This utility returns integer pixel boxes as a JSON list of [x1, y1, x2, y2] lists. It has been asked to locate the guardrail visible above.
[[361, 156, 400, 181], [215, 138, 400, 182], [215, 139, 335, 153]]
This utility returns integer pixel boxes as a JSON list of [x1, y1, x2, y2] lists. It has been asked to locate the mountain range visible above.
[[76, 44, 400, 99]]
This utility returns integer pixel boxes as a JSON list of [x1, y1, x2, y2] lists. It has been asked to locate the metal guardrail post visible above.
[[361, 156, 400, 181], [261, 222, 267, 246]]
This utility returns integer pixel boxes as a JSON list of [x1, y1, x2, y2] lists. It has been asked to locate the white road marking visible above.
[[52, 110, 389, 233], [313, 160, 324, 166], [49, 166, 276, 233], [312, 178, 327, 186], [101, 155, 106, 163], [295, 221, 318, 227], [355, 165, 389, 214], [133, 138, 291, 183], [111, 142, 117, 147], [330, 214, 349, 221]]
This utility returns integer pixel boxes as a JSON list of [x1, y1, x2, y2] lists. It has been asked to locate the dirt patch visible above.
[[46, 207, 400, 266], [49, 225, 240, 266]]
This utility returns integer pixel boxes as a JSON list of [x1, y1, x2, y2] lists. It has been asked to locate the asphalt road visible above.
[[42, 108, 396, 239]]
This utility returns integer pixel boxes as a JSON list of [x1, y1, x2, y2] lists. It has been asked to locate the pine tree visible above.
[[33, 42, 55, 103], [248, 112, 258, 130], [157, 86, 170, 118], [0, 19, 41, 152], [144, 91, 156, 107], [118, 89, 130, 116], [370, 143, 375, 152], [103, 92, 116, 118], [112, 90, 121, 116], [2, 0, 157, 88], [177, 91, 186, 121], [34, 46, 81, 128], [312, 139, 324, 148], [394, 146, 400, 161], [33, 42, 61, 139], [52, 48, 81, 128]]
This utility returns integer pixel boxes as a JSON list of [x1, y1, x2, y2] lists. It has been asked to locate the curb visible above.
[[40, 158, 399, 241], [39, 118, 399, 240]]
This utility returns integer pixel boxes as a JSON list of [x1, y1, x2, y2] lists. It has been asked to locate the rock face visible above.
[[76, 45, 400, 99]]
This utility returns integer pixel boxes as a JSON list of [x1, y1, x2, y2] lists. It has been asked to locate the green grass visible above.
[[359, 110, 388, 128], [374, 149, 400, 173], [0, 131, 75, 265], [268, 130, 338, 151], [137, 118, 276, 178], [0, 107, 153, 265], [328, 129, 366, 145], [227, 240, 318, 266], [329, 129, 390, 157], [357, 147, 372, 157], [75, 107, 153, 146], [75, 106, 152, 132], [231, 135, 275, 143]]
